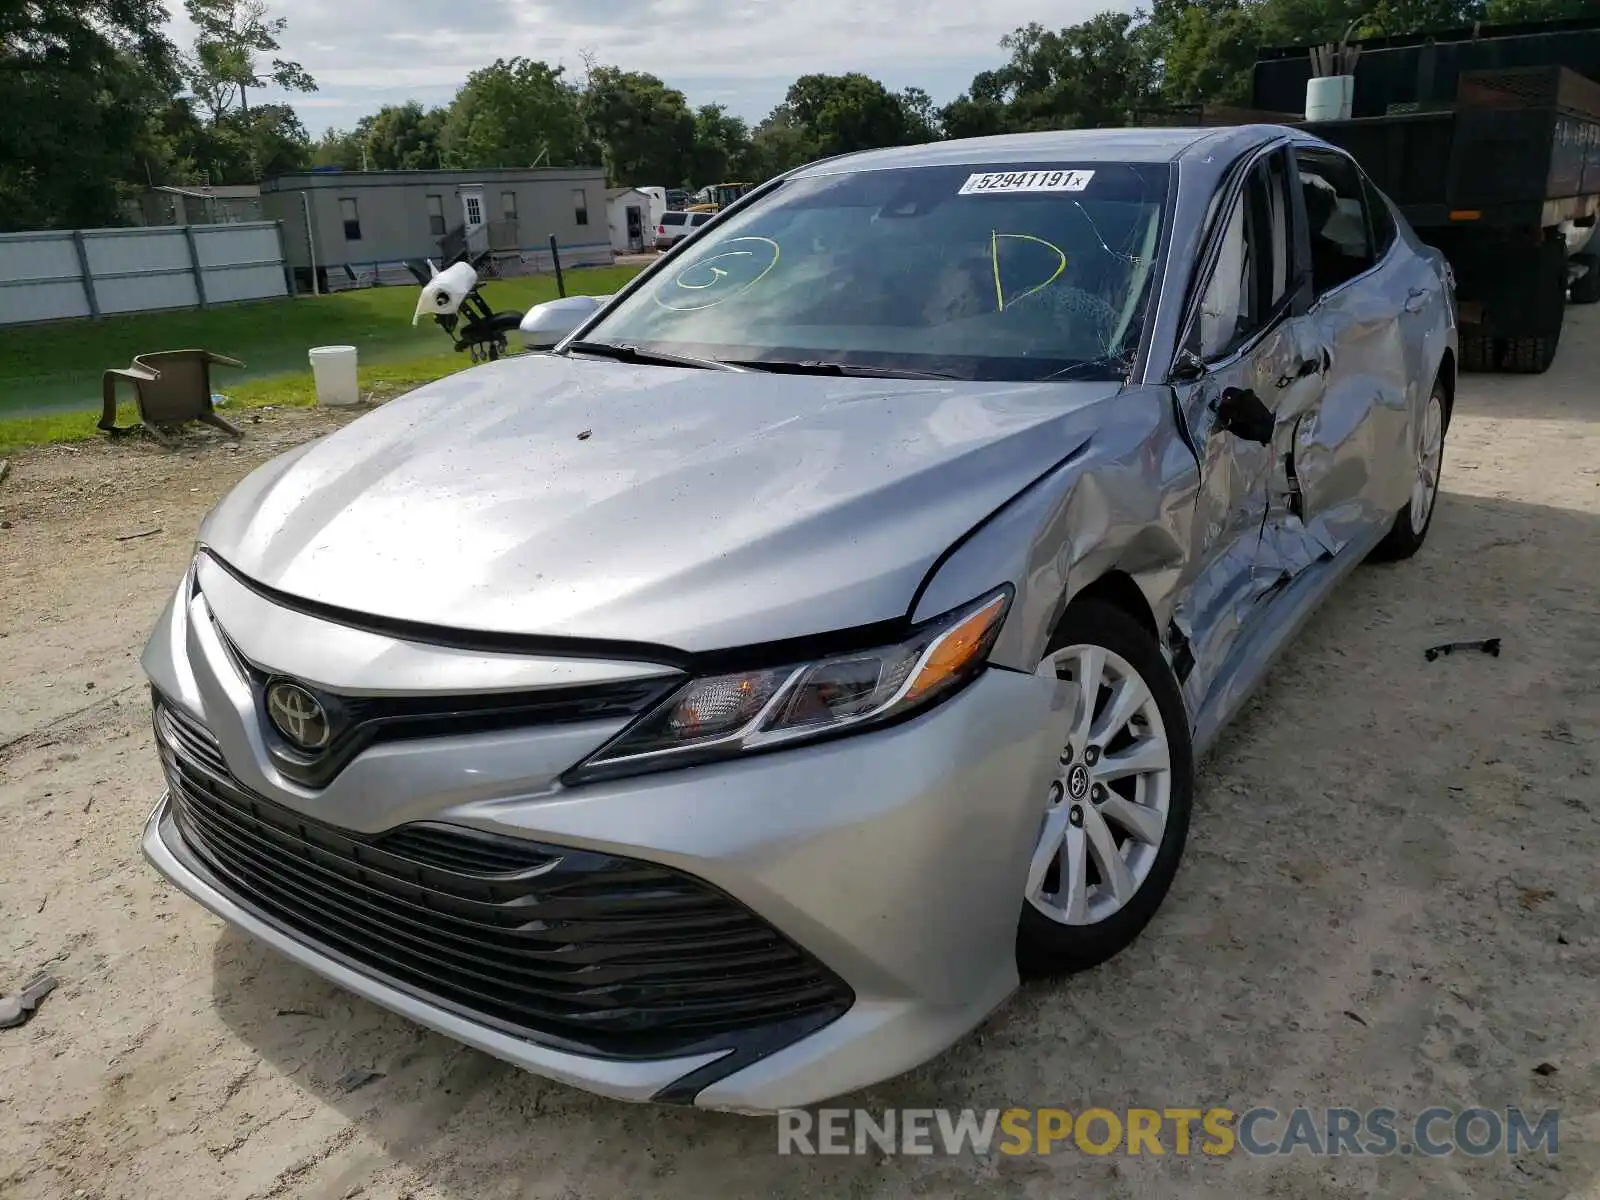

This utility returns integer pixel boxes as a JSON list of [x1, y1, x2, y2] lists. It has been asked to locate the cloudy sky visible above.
[[166, 0, 1127, 136]]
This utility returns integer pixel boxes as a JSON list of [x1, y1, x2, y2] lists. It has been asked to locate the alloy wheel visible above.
[[1411, 390, 1445, 532], [1028, 644, 1173, 926]]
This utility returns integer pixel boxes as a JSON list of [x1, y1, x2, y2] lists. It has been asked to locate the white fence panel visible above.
[[0, 232, 91, 324], [84, 229, 199, 315], [0, 222, 289, 326], [193, 224, 288, 304]]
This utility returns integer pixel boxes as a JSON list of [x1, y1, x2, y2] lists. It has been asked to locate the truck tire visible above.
[[1460, 335, 1494, 373], [1572, 252, 1600, 305], [1501, 246, 1568, 373], [1503, 333, 1558, 374]]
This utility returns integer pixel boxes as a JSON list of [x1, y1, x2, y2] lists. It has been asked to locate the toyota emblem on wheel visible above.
[[265, 681, 332, 751], [1066, 763, 1091, 801]]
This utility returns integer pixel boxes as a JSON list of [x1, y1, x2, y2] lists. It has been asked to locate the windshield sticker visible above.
[[959, 170, 1095, 196], [654, 237, 780, 312]]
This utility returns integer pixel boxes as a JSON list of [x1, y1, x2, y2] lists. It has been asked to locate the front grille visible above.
[[372, 824, 559, 877], [151, 698, 852, 1059], [157, 699, 230, 778]]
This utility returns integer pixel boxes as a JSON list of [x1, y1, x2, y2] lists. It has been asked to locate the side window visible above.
[[1259, 151, 1293, 307], [1296, 150, 1375, 297], [1193, 155, 1292, 361], [1197, 193, 1251, 359], [340, 198, 361, 242], [1363, 174, 1397, 258]]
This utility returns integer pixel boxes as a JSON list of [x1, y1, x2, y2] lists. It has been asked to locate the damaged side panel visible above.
[[912, 384, 1199, 686], [919, 127, 1454, 761]]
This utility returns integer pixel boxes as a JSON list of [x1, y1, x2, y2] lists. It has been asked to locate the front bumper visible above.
[[141, 568, 1063, 1111]]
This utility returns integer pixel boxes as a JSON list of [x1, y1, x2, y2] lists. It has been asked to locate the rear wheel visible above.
[[1372, 377, 1447, 561], [1017, 600, 1194, 976]]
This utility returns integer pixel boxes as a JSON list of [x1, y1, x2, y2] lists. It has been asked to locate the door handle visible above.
[[1404, 287, 1428, 314]]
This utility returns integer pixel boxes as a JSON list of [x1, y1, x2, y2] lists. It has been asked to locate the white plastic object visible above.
[[1305, 75, 1354, 122], [412, 261, 480, 326], [308, 345, 360, 407]]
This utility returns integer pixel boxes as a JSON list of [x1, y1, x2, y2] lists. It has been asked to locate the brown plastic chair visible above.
[[100, 350, 245, 446]]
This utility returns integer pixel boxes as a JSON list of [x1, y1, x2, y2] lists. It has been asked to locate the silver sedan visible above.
[[140, 125, 1455, 1112]]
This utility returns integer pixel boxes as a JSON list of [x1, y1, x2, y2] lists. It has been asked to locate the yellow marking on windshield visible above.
[[675, 257, 744, 289], [992, 229, 1005, 312], [653, 236, 781, 312], [991, 232, 1068, 309]]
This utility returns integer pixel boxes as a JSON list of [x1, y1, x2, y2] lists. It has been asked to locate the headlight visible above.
[[566, 587, 1012, 782]]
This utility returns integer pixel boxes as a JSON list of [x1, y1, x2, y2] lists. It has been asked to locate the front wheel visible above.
[[1017, 599, 1195, 976]]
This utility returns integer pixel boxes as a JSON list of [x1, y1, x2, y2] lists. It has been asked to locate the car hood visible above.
[[202, 355, 1117, 652]]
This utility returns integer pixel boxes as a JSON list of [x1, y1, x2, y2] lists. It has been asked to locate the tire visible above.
[[1017, 598, 1194, 977], [1570, 252, 1600, 305], [1372, 376, 1448, 561], [1459, 334, 1493, 373], [1502, 333, 1558, 374]]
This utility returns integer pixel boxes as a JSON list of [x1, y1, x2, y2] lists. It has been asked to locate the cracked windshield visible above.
[[587, 162, 1170, 381]]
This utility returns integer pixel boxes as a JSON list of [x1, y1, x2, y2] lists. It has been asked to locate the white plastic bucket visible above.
[[309, 345, 360, 407], [1305, 75, 1354, 122]]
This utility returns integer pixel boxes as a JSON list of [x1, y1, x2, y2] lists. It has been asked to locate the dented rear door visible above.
[[1290, 148, 1412, 549]]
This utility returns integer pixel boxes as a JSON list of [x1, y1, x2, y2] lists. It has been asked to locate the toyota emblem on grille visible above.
[[265, 681, 332, 751]]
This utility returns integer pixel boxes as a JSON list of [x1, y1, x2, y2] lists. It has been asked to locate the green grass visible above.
[[0, 264, 642, 452]]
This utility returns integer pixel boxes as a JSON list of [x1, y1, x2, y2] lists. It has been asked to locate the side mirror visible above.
[[1212, 386, 1274, 445], [519, 294, 610, 349]]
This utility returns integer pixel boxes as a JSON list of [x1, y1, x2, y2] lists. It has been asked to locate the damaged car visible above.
[[141, 125, 1455, 1112]]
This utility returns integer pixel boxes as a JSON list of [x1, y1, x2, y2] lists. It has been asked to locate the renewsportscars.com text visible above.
[[777, 1106, 1560, 1158]]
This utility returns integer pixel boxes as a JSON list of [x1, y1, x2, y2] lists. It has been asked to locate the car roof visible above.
[[790, 125, 1288, 177]]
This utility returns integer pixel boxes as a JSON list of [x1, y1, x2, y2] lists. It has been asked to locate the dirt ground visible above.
[[2, 313, 1598, 1200]]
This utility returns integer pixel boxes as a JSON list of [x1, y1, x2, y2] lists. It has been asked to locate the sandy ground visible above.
[[2, 314, 1598, 1200]]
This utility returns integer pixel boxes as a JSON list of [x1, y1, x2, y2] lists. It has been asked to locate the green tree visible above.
[[0, 0, 182, 229], [183, 0, 316, 119], [690, 104, 755, 183], [582, 66, 696, 186], [1147, 0, 1263, 107], [783, 72, 914, 157], [227, 103, 310, 176], [899, 87, 943, 142], [1483, 0, 1590, 18], [977, 15, 1160, 131], [939, 79, 1018, 140], [442, 58, 593, 168], [312, 126, 365, 169], [744, 107, 819, 178], [363, 102, 447, 170]]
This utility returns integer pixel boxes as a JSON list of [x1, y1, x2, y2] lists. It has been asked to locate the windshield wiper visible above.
[[564, 340, 740, 372], [728, 359, 960, 380]]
